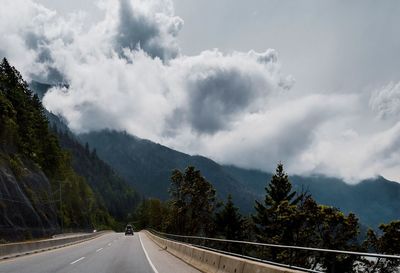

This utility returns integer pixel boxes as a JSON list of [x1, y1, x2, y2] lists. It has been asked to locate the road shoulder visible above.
[[139, 231, 201, 273]]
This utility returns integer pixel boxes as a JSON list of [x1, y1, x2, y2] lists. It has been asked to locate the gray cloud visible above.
[[3, 0, 400, 183], [116, 0, 182, 60], [162, 49, 290, 135], [187, 68, 257, 133], [181, 67, 267, 134], [370, 82, 400, 119]]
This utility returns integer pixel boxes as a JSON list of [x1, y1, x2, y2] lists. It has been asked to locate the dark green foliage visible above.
[[135, 199, 169, 231], [253, 163, 302, 245], [54, 128, 141, 221], [215, 194, 244, 240], [78, 130, 257, 212], [253, 163, 360, 272], [310, 204, 360, 273], [0, 58, 114, 236], [80, 130, 400, 229], [132, 162, 396, 273], [0, 58, 61, 177], [360, 221, 400, 273], [223, 165, 400, 228], [133, 167, 218, 236], [169, 166, 217, 235], [265, 163, 298, 205]]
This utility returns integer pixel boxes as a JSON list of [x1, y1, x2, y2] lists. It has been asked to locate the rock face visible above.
[[0, 159, 59, 242]]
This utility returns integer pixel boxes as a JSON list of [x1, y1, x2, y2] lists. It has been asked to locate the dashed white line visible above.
[[108, 243, 112, 246], [139, 233, 159, 273], [96, 248, 103, 252], [70, 256, 85, 265]]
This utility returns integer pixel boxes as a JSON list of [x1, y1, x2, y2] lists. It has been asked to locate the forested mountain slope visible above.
[[55, 127, 141, 221], [29, 80, 142, 224], [81, 130, 400, 228], [222, 165, 400, 228], [79, 130, 257, 211], [0, 59, 113, 240]]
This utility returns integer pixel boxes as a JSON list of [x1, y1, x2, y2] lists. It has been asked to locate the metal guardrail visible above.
[[149, 230, 400, 273]]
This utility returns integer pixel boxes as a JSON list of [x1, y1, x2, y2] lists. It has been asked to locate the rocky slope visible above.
[[0, 157, 58, 241]]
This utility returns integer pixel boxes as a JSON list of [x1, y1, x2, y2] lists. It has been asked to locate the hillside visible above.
[[0, 59, 114, 240], [79, 130, 257, 211], [28, 81, 142, 224], [55, 127, 141, 221], [222, 165, 400, 227], [80, 130, 400, 228]]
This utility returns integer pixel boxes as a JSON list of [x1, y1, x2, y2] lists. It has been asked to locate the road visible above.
[[0, 231, 201, 273]]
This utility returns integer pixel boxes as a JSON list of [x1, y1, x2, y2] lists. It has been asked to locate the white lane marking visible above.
[[70, 257, 85, 264], [139, 233, 159, 273], [108, 243, 112, 246], [96, 248, 103, 252]]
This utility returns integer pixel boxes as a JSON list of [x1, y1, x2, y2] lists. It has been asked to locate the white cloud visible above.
[[1, 0, 400, 183], [370, 82, 400, 119]]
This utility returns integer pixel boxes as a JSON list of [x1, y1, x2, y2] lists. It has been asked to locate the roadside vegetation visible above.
[[135, 164, 400, 272]]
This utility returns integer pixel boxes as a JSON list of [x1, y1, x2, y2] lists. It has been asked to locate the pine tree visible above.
[[253, 163, 301, 241], [252, 163, 303, 262], [265, 163, 299, 206], [215, 194, 244, 240]]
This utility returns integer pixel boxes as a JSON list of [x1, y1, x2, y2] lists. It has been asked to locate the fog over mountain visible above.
[[1, 0, 400, 183]]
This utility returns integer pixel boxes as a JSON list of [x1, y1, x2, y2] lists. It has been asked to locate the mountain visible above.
[[79, 130, 258, 212], [29, 81, 52, 100], [54, 126, 141, 221], [80, 130, 400, 228], [29, 79, 400, 228], [0, 59, 114, 241], [29, 81, 142, 223], [222, 165, 400, 228]]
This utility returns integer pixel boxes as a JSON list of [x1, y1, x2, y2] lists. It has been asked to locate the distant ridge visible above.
[[30, 80, 400, 228], [80, 130, 400, 228]]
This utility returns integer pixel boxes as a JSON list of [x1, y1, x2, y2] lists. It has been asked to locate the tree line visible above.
[[135, 164, 400, 273]]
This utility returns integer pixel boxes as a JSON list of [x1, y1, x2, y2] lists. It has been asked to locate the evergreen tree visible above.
[[215, 194, 244, 240], [252, 163, 360, 270], [253, 163, 301, 244], [169, 166, 217, 235]]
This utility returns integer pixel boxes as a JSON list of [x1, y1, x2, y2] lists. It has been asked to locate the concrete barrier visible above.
[[180, 244, 193, 264], [169, 241, 181, 257], [0, 231, 109, 260], [217, 255, 245, 273], [190, 247, 205, 269], [197, 249, 221, 273], [145, 231, 304, 273]]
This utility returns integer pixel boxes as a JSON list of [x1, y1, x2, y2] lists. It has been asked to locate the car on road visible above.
[[125, 224, 134, 235]]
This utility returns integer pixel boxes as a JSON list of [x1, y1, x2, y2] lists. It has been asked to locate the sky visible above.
[[1, 0, 400, 183]]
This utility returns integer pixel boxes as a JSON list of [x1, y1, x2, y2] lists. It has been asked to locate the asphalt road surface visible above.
[[0, 231, 201, 273]]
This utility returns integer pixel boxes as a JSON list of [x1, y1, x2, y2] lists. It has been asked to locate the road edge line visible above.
[[139, 233, 159, 273]]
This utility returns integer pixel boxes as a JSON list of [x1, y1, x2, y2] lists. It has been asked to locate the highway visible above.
[[0, 231, 201, 273]]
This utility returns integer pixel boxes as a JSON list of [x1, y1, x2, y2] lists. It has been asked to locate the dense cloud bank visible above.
[[1, 0, 400, 182]]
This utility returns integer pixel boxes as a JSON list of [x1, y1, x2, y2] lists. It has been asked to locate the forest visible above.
[[135, 165, 400, 273]]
